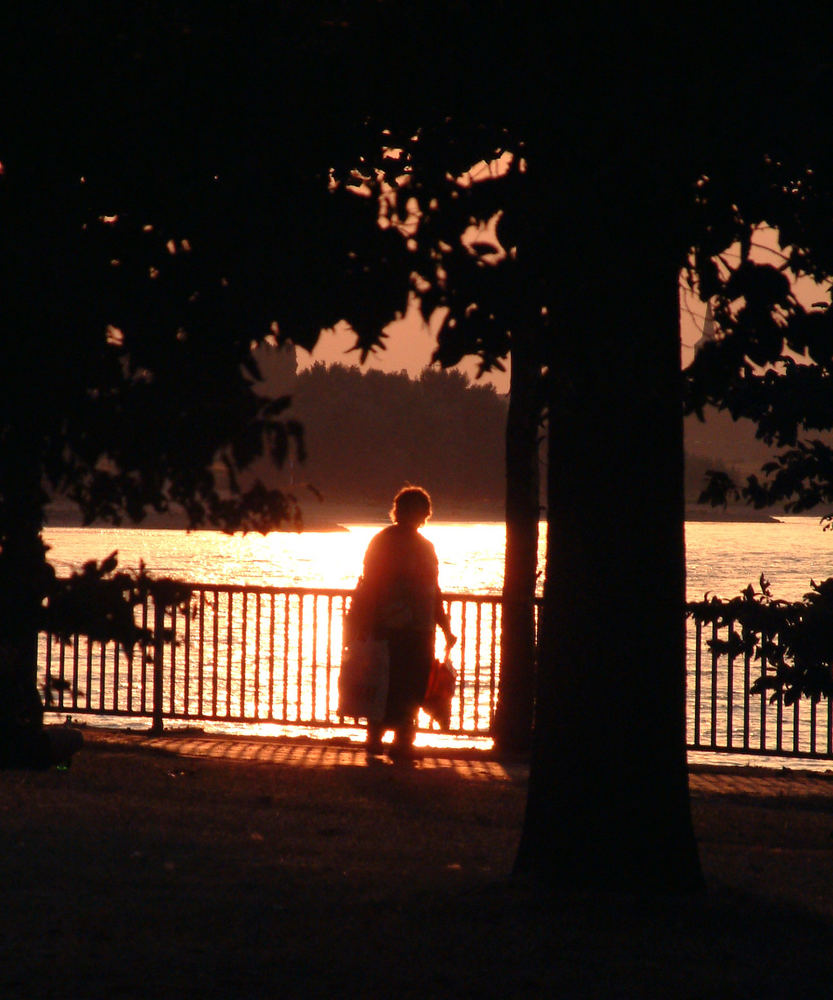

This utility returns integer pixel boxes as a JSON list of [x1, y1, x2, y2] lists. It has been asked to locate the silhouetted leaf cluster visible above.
[[684, 150, 833, 516], [39, 552, 191, 706], [688, 575, 833, 705]]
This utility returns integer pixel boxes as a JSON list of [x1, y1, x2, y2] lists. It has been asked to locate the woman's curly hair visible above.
[[390, 486, 432, 526]]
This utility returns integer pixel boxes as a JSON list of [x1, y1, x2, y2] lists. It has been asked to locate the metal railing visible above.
[[686, 612, 833, 760], [38, 584, 502, 741], [38, 582, 833, 760]]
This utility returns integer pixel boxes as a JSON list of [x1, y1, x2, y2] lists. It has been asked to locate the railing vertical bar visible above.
[[52, 637, 64, 711], [742, 638, 751, 751], [254, 593, 262, 719], [48, 639, 57, 708], [82, 637, 97, 712], [44, 634, 52, 704], [325, 596, 334, 723], [169, 603, 177, 718], [212, 589, 220, 719], [150, 596, 165, 735], [296, 595, 304, 721], [229, 591, 237, 718], [220, 591, 229, 717], [125, 633, 133, 715], [48, 637, 59, 711], [710, 621, 718, 748], [182, 597, 191, 719], [283, 593, 290, 722], [268, 593, 276, 721], [311, 596, 319, 721], [473, 600, 483, 731], [101, 639, 109, 713], [239, 592, 248, 719], [726, 647, 734, 751], [214, 591, 222, 718], [810, 697, 818, 756], [213, 589, 220, 720], [693, 619, 702, 746], [140, 594, 150, 715], [106, 639, 115, 712], [490, 599, 498, 726], [52, 637, 62, 711], [66, 638, 75, 712], [58, 639, 70, 709], [44, 632, 54, 705], [760, 641, 768, 751], [457, 601, 467, 731], [197, 591, 206, 717], [827, 698, 833, 757], [776, 656, 784, 753]]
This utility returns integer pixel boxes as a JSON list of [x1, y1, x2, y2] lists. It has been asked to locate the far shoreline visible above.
[[45, 501, 792, 531], [684, 504, 784, 524]]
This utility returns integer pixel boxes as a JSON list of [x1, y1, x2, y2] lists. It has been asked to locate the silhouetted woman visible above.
[[354, 486, 455, 758]]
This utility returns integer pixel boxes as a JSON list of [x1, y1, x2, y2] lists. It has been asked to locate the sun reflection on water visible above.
[[41, 522, 530, 749], [43, 521, 545, 594]]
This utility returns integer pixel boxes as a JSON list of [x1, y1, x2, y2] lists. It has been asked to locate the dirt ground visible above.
[[3, 730, 833, 999]]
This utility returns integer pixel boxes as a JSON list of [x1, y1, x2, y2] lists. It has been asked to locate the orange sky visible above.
[[303, 298, 705, 389], [297, 308, 512, 392]]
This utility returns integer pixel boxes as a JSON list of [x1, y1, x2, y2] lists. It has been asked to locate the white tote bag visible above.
[[338, 639, 389, 722]]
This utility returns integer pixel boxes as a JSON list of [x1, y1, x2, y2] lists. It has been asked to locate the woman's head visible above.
[[390, 486, 432, 527]]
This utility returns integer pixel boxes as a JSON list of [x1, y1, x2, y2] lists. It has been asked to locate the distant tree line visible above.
[[44, 336, 735, 523], [264, 360, 723, 513], [684, 453, 734, 506], [276, 363, 509, 512]]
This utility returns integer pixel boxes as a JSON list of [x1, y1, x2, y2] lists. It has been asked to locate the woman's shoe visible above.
[[366, 723, 384, 756], [387, 740, 416, 762]]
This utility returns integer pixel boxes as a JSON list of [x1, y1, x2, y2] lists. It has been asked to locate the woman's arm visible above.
[[434, 589, 456, 646]]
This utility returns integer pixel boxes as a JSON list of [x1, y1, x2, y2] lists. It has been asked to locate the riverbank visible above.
[[3, 729, 833, 998], [44, 497, 506, 532], [685, 503, 784, 523], [47, 499, 787, 532]]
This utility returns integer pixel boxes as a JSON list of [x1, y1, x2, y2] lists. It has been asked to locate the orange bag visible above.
[[423, 656, 456, 730]]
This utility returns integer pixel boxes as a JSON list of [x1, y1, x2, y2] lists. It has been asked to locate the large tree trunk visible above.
[[0, 458, 49, 767], [493, 327, 540, 753], [514, 201, 702, 891], [0, 446, 80, 768]]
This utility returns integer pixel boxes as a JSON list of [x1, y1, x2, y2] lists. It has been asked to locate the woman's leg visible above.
[[366, 721, 384, 754], [387, 629, 433, 755], [392, 720, 416, 751]]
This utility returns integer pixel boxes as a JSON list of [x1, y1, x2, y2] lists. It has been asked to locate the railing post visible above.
[[150, 595, 165, 735]]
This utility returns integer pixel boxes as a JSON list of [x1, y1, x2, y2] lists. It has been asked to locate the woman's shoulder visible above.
[[368, 524, 398, 545], [364, 524, 398, 557], [407, 529, 438, 566], [366, 524, 435, 553]]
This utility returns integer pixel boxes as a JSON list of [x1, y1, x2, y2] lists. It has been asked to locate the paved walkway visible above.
[[689, 763, 833, 799], [81, 727, 833, 796], [84, 727, 523, 781]]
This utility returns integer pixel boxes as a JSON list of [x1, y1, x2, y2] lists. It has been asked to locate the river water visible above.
[[41, 516, 833, 768], [43, 516, 833, 601]]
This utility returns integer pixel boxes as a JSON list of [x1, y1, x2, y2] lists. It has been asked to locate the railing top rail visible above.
[[176, 584, 356, 598]]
